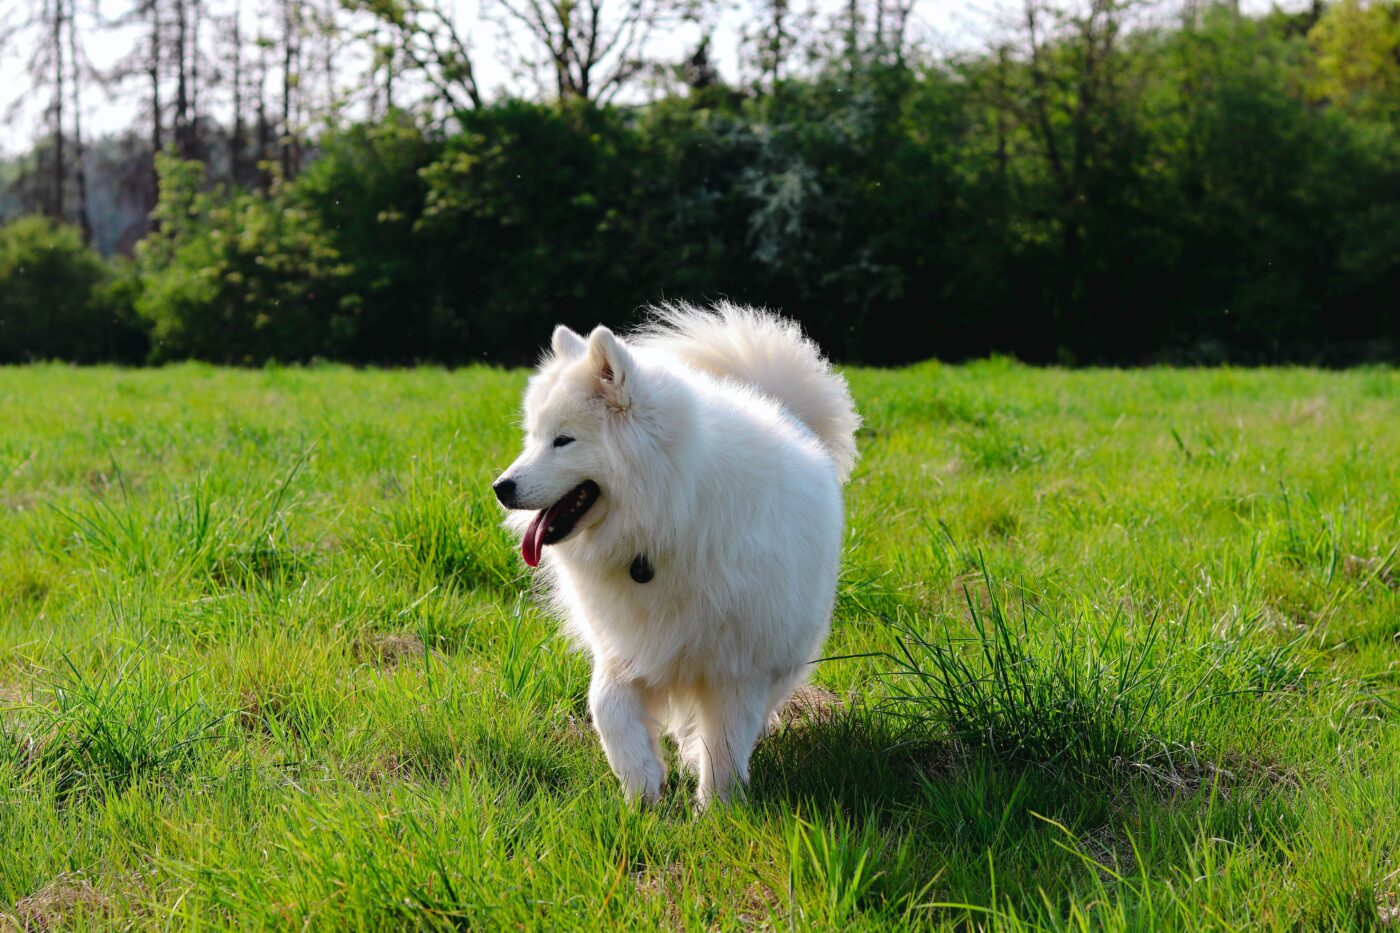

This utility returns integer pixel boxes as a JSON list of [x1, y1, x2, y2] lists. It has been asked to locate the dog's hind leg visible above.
[[670, 707, 704, 778], [693, 679, 771, 810], [589, 659, 666, 805]]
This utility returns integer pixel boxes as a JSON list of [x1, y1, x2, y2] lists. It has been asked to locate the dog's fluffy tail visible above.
[[637, 301, 861, 483]]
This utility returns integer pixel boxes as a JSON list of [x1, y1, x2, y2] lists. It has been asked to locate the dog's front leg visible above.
[[589, 660, 665, 804], [694, 679, 771, 810]]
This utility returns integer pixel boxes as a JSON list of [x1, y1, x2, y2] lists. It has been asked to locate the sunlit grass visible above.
[[0, 361, 1396, 929]]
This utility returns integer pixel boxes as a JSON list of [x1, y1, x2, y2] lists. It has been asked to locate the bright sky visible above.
[[0, 0, 1303, 157]]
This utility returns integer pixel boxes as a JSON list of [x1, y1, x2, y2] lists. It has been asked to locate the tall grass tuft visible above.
[[48, 450, 314, 587], [880, 567, 1187, 786], [16, 649, 227, 797]]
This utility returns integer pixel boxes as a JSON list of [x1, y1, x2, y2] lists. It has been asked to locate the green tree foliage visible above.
[[133, 155, 354, 363], [412, 101, 665, 362], [0, 215, 141, 362], [1308, 0, 1400, 119], [6, 3, 1400, 365], [287, 117, 441, 364]]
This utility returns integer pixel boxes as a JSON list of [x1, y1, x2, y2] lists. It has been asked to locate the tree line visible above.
[[1, 0, 1397, 365]]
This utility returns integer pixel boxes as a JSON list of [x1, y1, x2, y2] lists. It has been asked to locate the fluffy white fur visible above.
[[494, 301, 860, 808]]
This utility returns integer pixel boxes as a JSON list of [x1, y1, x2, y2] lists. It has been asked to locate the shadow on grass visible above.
[[750, 701, 1115, 837], [746, 555, 1320, 917], [744, 687, 1311, 925]]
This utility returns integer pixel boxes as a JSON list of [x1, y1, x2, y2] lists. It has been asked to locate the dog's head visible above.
[[493, 324, 643, 566]]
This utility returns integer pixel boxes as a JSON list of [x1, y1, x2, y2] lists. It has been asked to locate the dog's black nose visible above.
[[493, 478, 516, 507]]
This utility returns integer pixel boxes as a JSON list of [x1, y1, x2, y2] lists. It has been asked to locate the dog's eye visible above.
[[553, 435, 575, 448]]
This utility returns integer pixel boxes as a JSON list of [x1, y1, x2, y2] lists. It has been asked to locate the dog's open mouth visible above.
[[522, 480, 599, 567]]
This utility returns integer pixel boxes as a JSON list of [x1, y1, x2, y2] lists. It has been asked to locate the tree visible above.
[[1009, 0, 1148, 358], [1307, 0, 1400, 119], [279, 0, 302, 176], [134, 154, 355, 362], [492, 0, 699, 102], [67, 0, 92, 243], [350, 0, 484, 114], [0, 0, 97, 235], [0, 215, 113, 361], [746, 0, 795, 88], [227, 0, 248, 182], [49, 0, 67, 222]]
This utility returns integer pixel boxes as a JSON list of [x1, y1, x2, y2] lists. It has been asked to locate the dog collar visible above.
[[630, 554, 654, 583]]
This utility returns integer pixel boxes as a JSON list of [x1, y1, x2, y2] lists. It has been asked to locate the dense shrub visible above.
[[133, 156, 354, 364], [286, 116, 442, 364], [0, 216, 137, 363]]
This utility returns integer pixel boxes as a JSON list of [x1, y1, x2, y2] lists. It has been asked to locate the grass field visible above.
[[1, 361, 1397, 930]]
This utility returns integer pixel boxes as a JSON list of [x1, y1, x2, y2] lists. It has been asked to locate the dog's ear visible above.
[[551, 325, 587, 360], [586, 326, 633, 412]]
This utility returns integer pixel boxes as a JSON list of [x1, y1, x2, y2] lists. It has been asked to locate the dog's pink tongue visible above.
[[522, 508, 550, 567], [523, 496, 576, 567]]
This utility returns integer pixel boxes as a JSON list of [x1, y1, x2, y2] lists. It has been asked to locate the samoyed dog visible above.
[[493, 302, 859, 808]]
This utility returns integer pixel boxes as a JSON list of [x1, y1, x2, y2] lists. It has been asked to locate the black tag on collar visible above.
[[629, 554, 654, 583]]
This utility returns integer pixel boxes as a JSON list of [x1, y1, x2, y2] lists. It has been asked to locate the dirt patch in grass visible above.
[[0, 491, 41, 514], [557, 713, 593, 747], [1379, 886, 1399, 928], [1287, 396, 1329, 425], [1080, 822, 1137, 881], [910, 739, 976, 784], [632, 863, 685, 928], [631, 859, 778, 927], [1257, 603, 1309, 635], [1, 715, 59, 773], [354, 633, 426, 667], [1377, 867, 1400, 928], [359, 751, 411, 785], [1125, 745, 1302, 801], [1343, 554, 1397, 590], [236, 689, 268, 734], [951, 572, 997, 617], [737, 880, 782, 926], [775, 685, 843, 730], [0, 682, 28, 707], [3, 874, 111, 932]]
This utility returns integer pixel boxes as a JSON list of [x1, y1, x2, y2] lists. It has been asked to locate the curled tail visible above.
[[636, 301, 861, 483]]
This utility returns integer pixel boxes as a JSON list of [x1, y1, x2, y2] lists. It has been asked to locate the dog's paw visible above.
[[618, 757, 666, 806], [695, 774, 749, 813]]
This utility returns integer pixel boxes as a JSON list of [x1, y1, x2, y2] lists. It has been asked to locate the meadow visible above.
[[0, 361, 1396, 930]]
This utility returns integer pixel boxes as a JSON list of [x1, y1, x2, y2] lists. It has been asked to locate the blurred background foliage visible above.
[[0, 0, 1397, 366]]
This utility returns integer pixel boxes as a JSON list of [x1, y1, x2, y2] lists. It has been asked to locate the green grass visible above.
[[0, 360, 1396, 930]]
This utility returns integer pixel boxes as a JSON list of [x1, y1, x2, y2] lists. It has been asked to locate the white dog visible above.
[[493, 302, 859, 808]]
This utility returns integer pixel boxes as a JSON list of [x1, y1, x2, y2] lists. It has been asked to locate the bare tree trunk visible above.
[[890, 0, 911, 65], [846, 0, 859, 67], [148, 0, 163, 219], [231, 0, 244, 183], [280, 0, 300, 178], [51, 0, 67, 221], [256, 29, 271, 187], [174, 0, 189, 156], [381, 24, 394, 115], [67, 0, 91, 244], [149, 1, 162, 158], [771, 0, 787, 85], [190, 0, 202, 155], [322, 0, 337, 125]]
